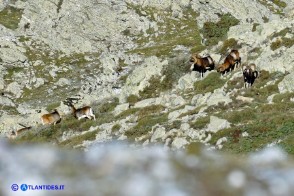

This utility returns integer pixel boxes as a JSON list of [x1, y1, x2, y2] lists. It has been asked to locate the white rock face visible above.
[[120, 56, 168, 102], [191, 88, 232, 107], [113, 103, 130, 116], [171, 137, 188, 149], [151, 126, 166, 142], [278, 72, 294, 93], [134, 94, 185, 108], [206, 116, 231, 133], [192, 0, 273, 27]]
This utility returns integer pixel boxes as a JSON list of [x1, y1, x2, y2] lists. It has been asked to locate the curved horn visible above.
[[249, 63, 256, 71], [242, 64, 247, 71]]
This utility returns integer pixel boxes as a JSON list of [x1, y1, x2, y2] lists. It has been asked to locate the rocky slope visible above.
[[0, 0, 294, 155]]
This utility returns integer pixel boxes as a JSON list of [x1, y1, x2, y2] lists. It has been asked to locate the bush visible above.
[[201, 13, 239, 46]]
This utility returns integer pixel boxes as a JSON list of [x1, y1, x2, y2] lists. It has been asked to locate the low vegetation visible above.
[[194, 72, 226, 94], [201, 13, 240, 47], [127, 5, 204, 56], [0, 5, 23, 30], [257, 0, 286, 15]]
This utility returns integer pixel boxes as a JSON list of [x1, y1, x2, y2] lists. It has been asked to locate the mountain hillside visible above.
[[0, 0, 294, 153]]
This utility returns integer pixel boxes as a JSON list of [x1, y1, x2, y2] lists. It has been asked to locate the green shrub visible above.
[[201, 13, 239, 46], [112, 124, 121, 132], [127, 94, 139, 106]]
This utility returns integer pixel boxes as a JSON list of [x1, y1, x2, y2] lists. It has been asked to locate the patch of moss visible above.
[[201, 13, 239, 47], [0, 6, 23, 30], [194, 72, 226, 94]]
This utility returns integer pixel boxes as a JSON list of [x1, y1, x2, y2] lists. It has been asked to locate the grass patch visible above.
[[273, 92, 294, 103], [194, 72, 226, 94], [125, 113, 168, 141], [0, 6, 23, 30], [189, 116, 210, 130], [210, 99, 294, 154], [217, 107, 256, 124], [137, 105, 165, 120], [59, 130, 99, 148], [201, 13, 239, 47], [242, 71, 285, 103]]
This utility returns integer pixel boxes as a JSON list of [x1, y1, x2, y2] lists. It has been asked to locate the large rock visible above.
[[206, 116, 231, 133], [191, 89, 232, 107], [134, 94, 185, 108], [120, 56, 167, 102], [278, 72, 294, 93]]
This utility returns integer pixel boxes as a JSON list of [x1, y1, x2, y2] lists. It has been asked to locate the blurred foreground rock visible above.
[[1, 141, 294, 196]]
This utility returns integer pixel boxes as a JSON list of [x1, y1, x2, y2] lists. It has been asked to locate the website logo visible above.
[[11, 184, 19, 191], [20, 184, 28, 191]]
